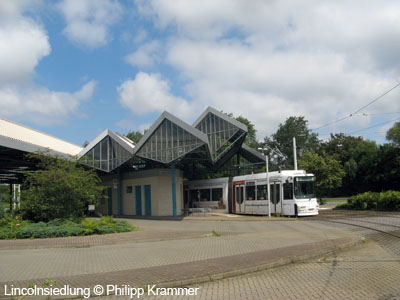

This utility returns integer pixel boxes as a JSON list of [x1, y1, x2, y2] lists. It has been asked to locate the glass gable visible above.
[[136, 119, 205, 164], [80, 136, 132, 172], [195, 112, 242, 160]]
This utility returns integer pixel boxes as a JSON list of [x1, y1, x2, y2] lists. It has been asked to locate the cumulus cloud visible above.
[[0, 1, 96, 124], [117, 72, 197, 120], [0, 2, 50, 83], [133, 0, 400, 140], [0, 81, 96, 125], [58, 0, 122, 49], [125, 41, 161, 68]]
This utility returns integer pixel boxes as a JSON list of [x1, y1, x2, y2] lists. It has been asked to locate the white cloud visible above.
[[0, 81, 96, 125], [0, 2, 96, 124], [58, 0, 122, 49], [0, 0, 50, 83], [117, 72, 197, 120], [0, 19, 50, 83], [125, 41, 161, 68], [134, 0, 400, 141]]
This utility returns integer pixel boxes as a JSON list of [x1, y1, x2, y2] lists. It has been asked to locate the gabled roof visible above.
[[238, 144, 266, 163], [0, 117, 83, 156], [192, 106, 248, 132], [77, 129, 135, 173], [134, 111, 209, 155], [133, 111, 210, 164], [78, 129, 134, 158], [192, 106, 248, 163]]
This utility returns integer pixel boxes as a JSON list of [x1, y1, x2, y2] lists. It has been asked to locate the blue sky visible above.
[[1, 0, 400, 146]]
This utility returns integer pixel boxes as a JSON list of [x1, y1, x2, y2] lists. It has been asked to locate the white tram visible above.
[[184, 170, 319, 217]]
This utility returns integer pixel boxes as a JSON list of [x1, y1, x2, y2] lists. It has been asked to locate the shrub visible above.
[[378, 190, 400, 211], [0, 203, 4, 220], [335, 191, 400, 211], [0, 216, 133, 239], [20, 152, 105, 222]]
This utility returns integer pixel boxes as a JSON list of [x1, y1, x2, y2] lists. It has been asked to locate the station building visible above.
[[0, 107, 265, 217]]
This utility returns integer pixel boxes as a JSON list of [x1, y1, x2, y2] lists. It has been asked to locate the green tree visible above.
[[319, 134, 380, 195], [375, 143, 400, 191], [266, 116, 320, 169], [386, 121, 400, 146], [21, 152, 105, 222], [125, 131, 144, 143], [235, 116, 260, 149], [299, 150, 345, 196]]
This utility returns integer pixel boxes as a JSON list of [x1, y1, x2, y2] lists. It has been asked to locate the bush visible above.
[[0, 204, 4, 220], [378, 190, 400, 211], [335, 191, 400, 211], [20, 152, 105, 222], [0, 216, 134, 239]]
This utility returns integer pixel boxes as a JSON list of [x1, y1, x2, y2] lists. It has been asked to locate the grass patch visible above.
[[0, 215, 135, 239], [211, 230, 221, 237], [323, 198, 348, 203]]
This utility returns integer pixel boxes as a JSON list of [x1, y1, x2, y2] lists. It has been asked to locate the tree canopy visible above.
[[386, 121, 400, 146], [235, 115, 260, 149], [21, 152, 105, 222], [125, 130, 144, 144], [265, 116, 320, 169], [299, 150, 345, 196]]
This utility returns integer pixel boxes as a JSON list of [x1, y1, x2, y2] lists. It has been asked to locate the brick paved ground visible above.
[[96, 211, 400, 300], [0, 216, 359, 299], [122, 241, 399, 300], [2, 211, 399, 300]]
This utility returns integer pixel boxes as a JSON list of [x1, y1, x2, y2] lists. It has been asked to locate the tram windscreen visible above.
[[294, 176, 316, 199]]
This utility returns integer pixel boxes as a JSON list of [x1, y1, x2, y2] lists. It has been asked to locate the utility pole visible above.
[[293, 137, 297, 170]]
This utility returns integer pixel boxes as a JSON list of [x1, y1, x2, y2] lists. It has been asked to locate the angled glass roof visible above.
[[134, 111, 210, 164], [193, 107, 248, 162], [78, 130, 135, 172]]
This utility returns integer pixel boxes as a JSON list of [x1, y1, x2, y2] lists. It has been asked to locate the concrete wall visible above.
[[97, 168, 184, 217]]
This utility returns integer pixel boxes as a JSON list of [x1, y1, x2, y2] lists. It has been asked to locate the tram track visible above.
[[313, 217, 400, 239], [310, 210, 400, 260], [312, 210, 400, 238]]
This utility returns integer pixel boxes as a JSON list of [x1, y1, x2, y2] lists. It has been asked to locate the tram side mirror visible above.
[[286, 177, 293, 184]]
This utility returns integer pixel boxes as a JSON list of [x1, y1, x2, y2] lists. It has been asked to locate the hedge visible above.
[[335, 191, 400, 211], [0, 216, 134, 239]]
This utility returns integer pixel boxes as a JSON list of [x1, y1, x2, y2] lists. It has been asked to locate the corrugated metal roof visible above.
[[0, 118, 83, 156]]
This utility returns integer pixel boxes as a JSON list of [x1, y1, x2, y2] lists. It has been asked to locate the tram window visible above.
[[212, 188, 223, 202], [246, 185, 255, 200], [294, 177, 316, 199], [190, 190, 199, 202], [256, 185, 267, 200], [200, 189, 210, 201], [283, 183, 293, 200]]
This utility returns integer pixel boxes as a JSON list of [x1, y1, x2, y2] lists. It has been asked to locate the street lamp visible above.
[[258, 147, 271, 218]]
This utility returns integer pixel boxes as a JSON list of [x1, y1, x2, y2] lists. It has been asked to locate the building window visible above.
[[126, 186, 133, 194]]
